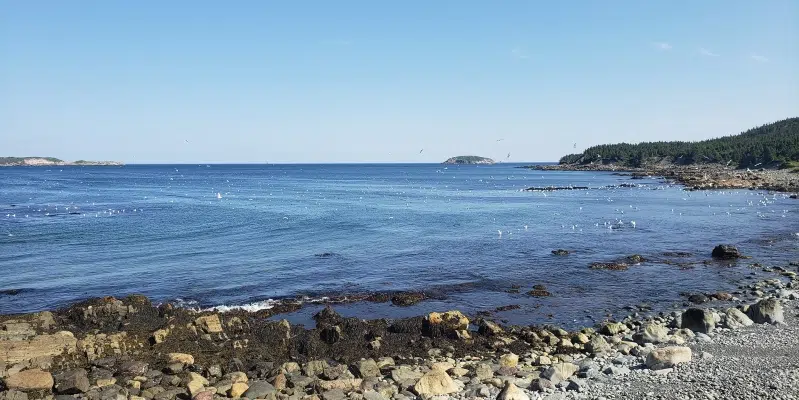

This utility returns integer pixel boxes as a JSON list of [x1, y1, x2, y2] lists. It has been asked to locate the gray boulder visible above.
[[747, 298, 784, 324], [724, 308, 753, 329], [680, 308, 715, 333], [54, 369, 90, 394]]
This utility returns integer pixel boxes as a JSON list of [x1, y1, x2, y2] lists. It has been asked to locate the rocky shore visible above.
[[2, 245, 798, 400], [522, 163, 799, 193]]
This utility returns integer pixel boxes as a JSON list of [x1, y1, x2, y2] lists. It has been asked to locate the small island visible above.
[[442, 155, 495, 165], [0, 157, 123, 167]]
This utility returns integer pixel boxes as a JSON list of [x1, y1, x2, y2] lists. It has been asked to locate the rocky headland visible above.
[[0, 158, 123, 167], [1, 244, 798, 400], [521, 163, 799, 193]]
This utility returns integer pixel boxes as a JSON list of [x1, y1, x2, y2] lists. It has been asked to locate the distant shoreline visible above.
[[0, 157, 123, 167]]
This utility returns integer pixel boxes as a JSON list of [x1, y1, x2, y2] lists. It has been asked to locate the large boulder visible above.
[[540, 363, 578, 384], [600, 322, 627, 335], [586, 335, 611, 354], [242, 381, 276, 399], [4, 369, 54, 391], [53, 369, 90, 394], [497, 381, 529, 400], [711, 245, 742, 259], [354, 359, 380, 378], [645, 346, 692, 370], [195, 315, 223, 334], [423, 311, 469, 338], [680, 308, 715, 333], [0, 331, 77, 364], [636, 323, 669, 344], [747, 298, 784, 324], [724, 308, 754, 329], [413, 369, 459, 396]]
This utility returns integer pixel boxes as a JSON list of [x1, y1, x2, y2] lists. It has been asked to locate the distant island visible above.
[[556, 117, 799, 169], [442, 155, 495, 165], [0, 157, 123, 167]]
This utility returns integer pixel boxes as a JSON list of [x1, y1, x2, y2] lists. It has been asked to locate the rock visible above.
[[527, 285, 551, 297], [166, 353, 194, 365], [478, 319, 504, 336], [423, 311, 469, 337], [228, 382, 248, 398], [304, 360, 329, 377], [195, 315, 223, 334], [119, 361, 149, 376], [572, 333, 590, 344], [531, 378, 556, 391], [54, 369, 90, 394], [225, 371, 248, 384], [472, 364, 494, 381], [499, 353, 519, 368], [413, 369, 459, 396], [747, 298, 784, 324], [725, 307, 754, 329], [600, 322, 626, 335], [316, 379, 362, 391], [321, 389, 346, 400], [497, 381, 529, 400], [688, 294, 709, 304], [271, 373, 286, 391], [681, 308, 715, 333], [602, 366, 630, 376], [540, 363, 578, 384], [0, 331, 77, 364], [355, 359, 380, 378], [241, 381, 275, 399], [320, 325, 342, 344], [323, 364, 352, 380], [637, 323, 669, 343], [712, 244, 742, 259], [551, 249, 570, 256], [363, 390, 388, 400], [645, 346, 692, 370], [151, 329, 169, 344], [4, 369, 54, 391], [586, 335, 611, 354], [0, 391, 28, 400], [566, 378, 587, 392], [192, 391, 213, 400]]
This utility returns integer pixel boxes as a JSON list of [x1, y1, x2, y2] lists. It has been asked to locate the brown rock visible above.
[[195, 315, 223, 334], [4, 369, 54, 391], [0, 331, 77, 364]]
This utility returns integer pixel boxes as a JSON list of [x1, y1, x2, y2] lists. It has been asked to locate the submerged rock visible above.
[[551, 249, 570, 256], [711, 244, 742, 259]]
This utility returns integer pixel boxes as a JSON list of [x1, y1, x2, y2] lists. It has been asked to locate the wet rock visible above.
[[681, 308, 715, 333], [712, 244, 742, 259], [747, 298, 784, 324], [626, 254, 646, 264], [600, 322, 627, 335], [527, 285, 551, 297], [712, 292, 733, 301], [413, 369, 459, 397], [54, 369, 90, 394], [4, 369, 54, 391], [551, 249, 570, 256], [687, 294, 709, 304], [242, 381, 275, 399], [589, 262, 628, 271], [497, 381, 529, 400], [645, 346, 692, 370], [195, 314, 223, 334], [390, 292, 426, 307]]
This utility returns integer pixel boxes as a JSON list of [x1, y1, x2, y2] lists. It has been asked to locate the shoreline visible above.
[[520, 163, 799, 193], [1, 247, 797, 399]]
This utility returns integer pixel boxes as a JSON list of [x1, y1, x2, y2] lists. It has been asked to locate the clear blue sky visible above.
[[1, 1, 797, 163]]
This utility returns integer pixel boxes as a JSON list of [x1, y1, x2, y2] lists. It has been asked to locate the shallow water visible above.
[[1, 164, 797, 327]]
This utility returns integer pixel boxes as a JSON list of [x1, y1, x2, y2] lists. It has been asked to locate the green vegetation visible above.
[[559, 117, 799, 168], [443, 155, 495, 164], [0, 157, 63, 165]]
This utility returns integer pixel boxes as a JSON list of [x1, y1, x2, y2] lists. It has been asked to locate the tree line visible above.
[[559, 117, 799, 168]]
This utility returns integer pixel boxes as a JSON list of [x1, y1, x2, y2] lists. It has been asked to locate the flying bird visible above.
[[573, 143, 577, 149], [507, 153, 511, 159], [496, 139, 504, 142], [419, 149, 424, 154]]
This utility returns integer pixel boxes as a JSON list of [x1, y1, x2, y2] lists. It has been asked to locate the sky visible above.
[[1, 1, 797, 164]]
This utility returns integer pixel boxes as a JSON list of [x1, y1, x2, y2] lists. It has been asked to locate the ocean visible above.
[[1, 164, 796, 328]]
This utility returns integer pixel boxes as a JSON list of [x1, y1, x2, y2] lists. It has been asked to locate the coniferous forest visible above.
[[559, 117, 799, 168]]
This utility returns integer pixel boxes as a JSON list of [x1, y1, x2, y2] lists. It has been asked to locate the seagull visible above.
[[631, 221, 636, 228], [419, 149, 424, 154], [507, 153, 511, 159], [573, 143, 577, 149], [496, 139, 504, 142]]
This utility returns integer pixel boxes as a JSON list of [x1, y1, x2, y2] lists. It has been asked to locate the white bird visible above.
[[631, 221, 636, 228], [524, 225, 528, 231], [497, 230, 502, 237], [216, 192, 222, 199]]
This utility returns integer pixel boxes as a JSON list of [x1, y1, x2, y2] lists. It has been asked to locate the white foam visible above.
[[205, 299, 281, 312]]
